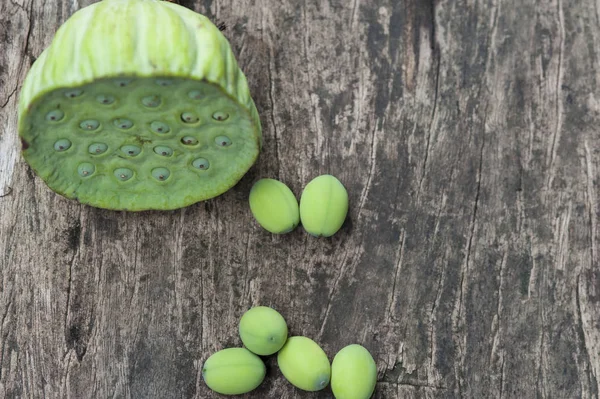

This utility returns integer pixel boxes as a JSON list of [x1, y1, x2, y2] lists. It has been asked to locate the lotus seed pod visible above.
[[202, 348, 266, 395], [331, 344, 377, 399], [239, 306, 288, 356], [299, 174, 348, 237], [277, 336, 331, 391], [249, 178, 300, 234], [17, 0, 262, 211]]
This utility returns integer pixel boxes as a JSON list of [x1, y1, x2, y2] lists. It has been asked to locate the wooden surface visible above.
[[1, 0, 600, 397]]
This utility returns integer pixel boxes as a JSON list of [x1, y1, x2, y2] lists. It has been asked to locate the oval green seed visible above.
[[114, 118, 133, 129], [181, 112, 199, 123], [188, 90, 203, 100], [155, 78, 173, 86], [212, 111, 229, 121], [77, 163, 95, 177], [151, 167, 170, 181], [299, 174, 348, 237], [215, 135, 232, 147], [249, 179, 299, 234], [114, 168, 133, 181], [88, 143, 108, 155], [45, 109, 64, 122], [192, 158, 210, 170], [96, 94, 115, 105], [121, 145, 141, 156], [153, 146, 173, 157], [239, 306, 288, 356], [53, 139, 71, 152], [150, 121, 170, 134], [64, 89, 83, 98], [115, 78, 132, 87], [141, 95, 161, 108], [181, 136, 198, 145], [79, 120, 100, 130], [331, 345, 377, 399], [277, 336, 331, 391], [202, 348, 266, 395]]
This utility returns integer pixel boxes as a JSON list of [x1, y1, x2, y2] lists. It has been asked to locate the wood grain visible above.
[[1, 0, 599, 397]]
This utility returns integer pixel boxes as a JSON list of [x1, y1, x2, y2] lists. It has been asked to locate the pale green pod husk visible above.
[[331, 344, 377, 399], [18, 0, 262, 211], [299, 174, 348, 237], [239, 306, 288, 356], [202, 348, 266, 395], [249, 178, 299, 234], [277, 336, 331, 391]]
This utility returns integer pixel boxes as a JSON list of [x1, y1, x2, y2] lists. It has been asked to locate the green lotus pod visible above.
[[249, 178, 299, 234], [17, 0, 262, 211], [202, 348, 266, 395], [277, 336, 331, 391], [239, 306, 288, 356], [299, 175, 348, 237], [331, 344, 377, 399]]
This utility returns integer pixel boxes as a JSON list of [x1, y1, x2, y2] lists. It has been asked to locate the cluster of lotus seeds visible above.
[[202, 306, 377, 398]]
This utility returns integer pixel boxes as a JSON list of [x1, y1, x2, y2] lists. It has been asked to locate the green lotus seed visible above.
[[277, 336, 331, 391], [141, 95, 161, 108], [192, 158, 210, 170], [114, 118, 133, 129], [181, 112, 199, 123], [202, 348, 266, 395], [121, 145, 141, 156], [151, 167, 170, 181], [153, 146, 173, 157], [331, 345, 377, 399], [77, 163, 95, 177], [299, 174, 348, 237], [79, 120, 100, 130], [114, 168, 133, 181], [188, 90, 203, 100], [181, 136, 198, 145], [212, 111, 229, 121], [215, 135, 232, 147], [64, 89, 83, 98], [96, 94, 115, 105], [155, 78, 173, 86], [45, 109, 64, 122], [115, 78, 132, 87], [88, 143, 108, 155], [150, 121, 170, 134], [53, 139, 71, 152], [239, 306, 288, 356], [249, 178, 299, 234]]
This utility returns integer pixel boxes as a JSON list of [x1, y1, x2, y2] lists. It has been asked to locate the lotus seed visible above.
[[181, 136, 198, 145], [151, 167, 170, 181], [215, 135, 232, 147], [155, 78, 173, 86], [300, 175, 348, 237], [96, 94, 115, 105], [64, 89, 83, 98], [249, 179, 299, 234], [88, 143, 108, 155], [150, 121, 170, 134], [141, 95, 161, 108], [239, 306, 288, 356], [188, 90, 202, 100], [192, 158, 209, 170], [212, 111, 229, 121], [114, 168, 134, 181], [181, 112, 199, 123], [53, 139, 72, 152], [114, 118, 133, 129], [153, 146, 173, 157], [79, 120, 100, 130], [121, 145, 141, 156], [277, 336, 331, 392], [45, 109, 64, 122], [115, 78, 132, 87], [77, 163, 95, 177], [331, 345, 377, 399], [202, 348, 266, 395]]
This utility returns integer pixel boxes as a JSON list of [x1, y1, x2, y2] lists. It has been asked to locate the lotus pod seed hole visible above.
[[121, 145, 141, 156], [114, 168, 134, 181], [155, 79, 173, 86], [88, 143, 108, 155], [212, 111, 229, 121], [192, 158, 209, 170], [141, 95, 161, 108], [152, 167, 170, 181], [150, 121, 170, 134], [77, 163, 95, 177], [79, 120, 100, 130], [64, 89, 83, 98], [215, 135, 232, 147], [115, 79, 132, 87], [188, 90, 202, 100], [153, 146, 173, 157], [181, 136, 198, 146], [114, 118, 134, 129], [96, 94, 115, 105], [181, 112, 199, 123], [46, 109, 64, 122], [53, 139, 72, 152]]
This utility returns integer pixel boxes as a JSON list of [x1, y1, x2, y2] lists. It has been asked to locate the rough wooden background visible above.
[[1, 0, 600, 398]]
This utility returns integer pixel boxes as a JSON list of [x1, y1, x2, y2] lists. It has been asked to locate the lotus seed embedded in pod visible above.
[[202, 348, 266, 395], [277, 336, 331, 391], [239, 306, 288, 356], [299, 174, 349, 237], [17, 0, 262, 211], [249, 179, 300, 234], [331, 344, 377, 399]]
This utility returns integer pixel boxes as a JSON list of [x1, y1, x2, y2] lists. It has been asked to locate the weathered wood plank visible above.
[[1, 0, 599, 398]]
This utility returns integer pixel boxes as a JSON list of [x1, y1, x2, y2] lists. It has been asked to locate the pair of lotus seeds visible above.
[[202, 306, 377, 398], [249, 175, 349, 237]]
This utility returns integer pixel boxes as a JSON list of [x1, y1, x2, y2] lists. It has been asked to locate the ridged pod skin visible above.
[[249, 179, 299, 234], [299, 175, 348, 237], [331, 344, 377, 399], [239, 306, 288, 356], [202, 348, 266, 395], [18, 0, 262, 211], [277, 336, 331, 391]]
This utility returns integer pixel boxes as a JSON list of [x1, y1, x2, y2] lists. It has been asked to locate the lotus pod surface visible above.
[[17, 0, 262, 211]]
